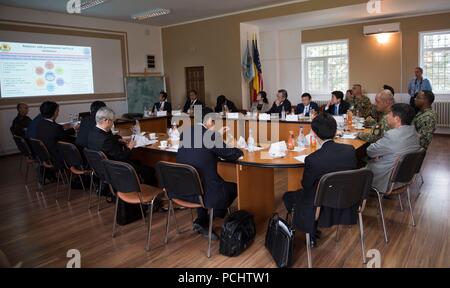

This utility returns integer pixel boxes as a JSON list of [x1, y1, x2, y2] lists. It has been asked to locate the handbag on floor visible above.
[[219, 210, 256, 257], [265, 213, 295, 268]]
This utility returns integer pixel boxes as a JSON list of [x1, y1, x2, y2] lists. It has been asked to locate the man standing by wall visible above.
[[408, 67, 432, 110]]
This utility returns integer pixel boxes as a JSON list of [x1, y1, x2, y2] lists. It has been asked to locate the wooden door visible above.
[[185, 66, 205, 104]]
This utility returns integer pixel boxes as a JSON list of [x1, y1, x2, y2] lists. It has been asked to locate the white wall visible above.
[[260, 28, 302, 106], [0, 5, 163, 155]]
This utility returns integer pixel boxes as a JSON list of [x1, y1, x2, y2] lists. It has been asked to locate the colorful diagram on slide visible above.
[[35, 60, 65, 92], [0, 42, 94, 98]]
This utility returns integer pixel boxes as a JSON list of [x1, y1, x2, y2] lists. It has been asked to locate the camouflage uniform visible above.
[[358, 112, 390, 143], [349, 95, 373, 119], [412, 108, 437, 150]]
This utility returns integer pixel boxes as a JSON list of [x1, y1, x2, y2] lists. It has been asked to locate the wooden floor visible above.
[[1, 135, 449, 268]]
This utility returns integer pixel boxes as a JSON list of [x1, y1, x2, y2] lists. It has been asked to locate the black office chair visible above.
[[415, 150, 427, 193], [372, 149, 426, 243], [12, 134, 36, 193], [156, 161, 215, 258], [28, 138, 64, 196], [83, 148, 110, 211], [102, 159, 162, 251], [299, 168, 373, 268], [57, 142, 93, 201]]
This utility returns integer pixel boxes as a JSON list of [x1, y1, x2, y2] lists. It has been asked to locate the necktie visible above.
[[305, 105, 309, 115], [334, 106, 338, 115]]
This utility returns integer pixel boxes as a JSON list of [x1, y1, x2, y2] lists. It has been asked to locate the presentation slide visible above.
[[0, 41, 94, 98]]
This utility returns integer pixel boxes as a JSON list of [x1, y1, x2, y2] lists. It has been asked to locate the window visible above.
[[420, 30, 450, 93], [302, 40, 349, 94]]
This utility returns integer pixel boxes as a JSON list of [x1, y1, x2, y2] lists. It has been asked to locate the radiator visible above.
[[432, 102, 450, 128]]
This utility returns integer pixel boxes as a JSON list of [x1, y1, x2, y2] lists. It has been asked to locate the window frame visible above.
[[301, 39, 349, 95], [419, 29, 450, 94]]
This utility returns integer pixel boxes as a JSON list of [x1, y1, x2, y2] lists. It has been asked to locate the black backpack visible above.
[[219, 210, 256, 257]]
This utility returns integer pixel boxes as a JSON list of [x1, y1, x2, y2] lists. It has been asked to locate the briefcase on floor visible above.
[[265, 213, 295, 268], [116, 199, 146, 226]]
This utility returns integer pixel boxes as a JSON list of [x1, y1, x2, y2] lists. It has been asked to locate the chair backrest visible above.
[[57, 141, 83, 169], [156, 161, 204, 206], [102, 159, 141, 194], [314, 168, 373, 210], [28, 138, 52, 165], [389, 149, 425, 186], [83, 148, 109, 183], [12, 135, 33, 159], [415, 149, 426, 174]]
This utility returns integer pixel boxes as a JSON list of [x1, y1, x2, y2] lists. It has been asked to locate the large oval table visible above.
[[130, 130, 368, 223]]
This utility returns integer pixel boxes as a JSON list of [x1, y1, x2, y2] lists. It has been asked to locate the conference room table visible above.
[[116, 116, 368, 223]]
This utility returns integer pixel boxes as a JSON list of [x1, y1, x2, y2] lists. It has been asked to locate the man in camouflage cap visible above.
[[350, 84, 373, 119], [413, 90, 437, 150], [358, 89, 394, 143]]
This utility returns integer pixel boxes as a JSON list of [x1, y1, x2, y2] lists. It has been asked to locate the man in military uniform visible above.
[[413, 90, 437, 150], [358, 89, 394, 143], [350, 84, 373, 119]]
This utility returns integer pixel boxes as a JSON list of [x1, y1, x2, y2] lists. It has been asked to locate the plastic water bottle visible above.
[[134, 120, 141, 135], [287, 131, 295, 150], [247, 128, 255, 151], [297, 126, 306, 148], [281, 106, 286, 120]]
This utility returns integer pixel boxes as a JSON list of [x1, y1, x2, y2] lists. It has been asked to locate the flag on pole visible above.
[[251, 36, 264, 102], [242, 40, 254, 82]]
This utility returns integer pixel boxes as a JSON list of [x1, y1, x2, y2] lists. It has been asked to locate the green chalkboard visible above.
[[125, 76, 166, 113]]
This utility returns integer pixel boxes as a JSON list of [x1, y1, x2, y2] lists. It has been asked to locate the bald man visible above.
[[357, 90, 394, 143], [11, 103, 31, 137]]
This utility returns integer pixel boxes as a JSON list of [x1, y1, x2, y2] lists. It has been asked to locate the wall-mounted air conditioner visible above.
[[363, 23, 400, 36]]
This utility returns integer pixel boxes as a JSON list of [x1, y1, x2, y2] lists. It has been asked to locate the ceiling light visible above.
[[131, 8, 171, 20], [81, 0, 110, 11], [375, 33, 391, 45]]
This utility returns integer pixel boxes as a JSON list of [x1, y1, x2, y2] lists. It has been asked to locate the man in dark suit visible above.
[[87, 107, 157, 185], [182, 90, 204, 113], [87, 107, 135, 162], [176, 107, 243, 239], [283, 113, 357, 246], [295, 93, 319, 116], [324, 91, 351, 115], [267, 89, 292, 116], [35, 101, 76, 169], [75, 101, 106, 149], [152, 91, 172, 114], [11, 103, 32, 137]]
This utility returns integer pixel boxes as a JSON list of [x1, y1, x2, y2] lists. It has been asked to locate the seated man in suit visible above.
[[182, 90, 204, 113], [214, 95, 238, 113], [11, 103, 32, 137], [35, 101, 76, 170], [176, 107, 243, 240], [283, 113, 357, 247], [152, 91, 172, 114], [295, 93, 319, 116], [75, 101, 106, 149], [267, 89, 292, 116], [26, 114, 43, 139], [88, 107, 136, 162], [324, 91, 350, 116], [367, 103, 421, 193], [413, 90, 437, 150], [88, 107, 157, 185]]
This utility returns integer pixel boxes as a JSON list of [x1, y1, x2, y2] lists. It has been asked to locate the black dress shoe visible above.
[[193, 223, 219, 241]]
